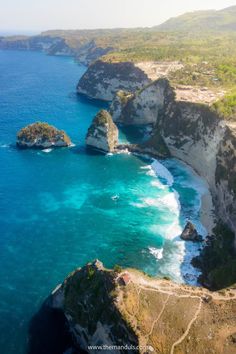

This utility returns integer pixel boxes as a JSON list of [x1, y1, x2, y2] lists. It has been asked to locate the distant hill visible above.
[[156, 5, 236, 32]]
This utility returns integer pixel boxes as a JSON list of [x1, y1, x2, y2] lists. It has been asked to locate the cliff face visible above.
[[49, 261, 236, 354], [159, 95, 236, 239], [110, 79, 169, 125], [75, 40, 114, 66], [77, 60, 150, 101], [86, 110, 118, 153], [111, 79, 236, 239], [0, 36, 74, 56]]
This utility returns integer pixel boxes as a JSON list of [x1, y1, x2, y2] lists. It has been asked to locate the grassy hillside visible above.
[[156, 5, 236, 32]]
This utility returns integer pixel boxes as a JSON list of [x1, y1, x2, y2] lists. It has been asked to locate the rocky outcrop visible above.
[[77, 60, 150, 101], [48, 260, 236, 354], [86, 110, 118, 153], [180, 222, 203, 242], [75, 40, 114, 66], [110, 79, 170, 125], [16, 122, 71, 149]]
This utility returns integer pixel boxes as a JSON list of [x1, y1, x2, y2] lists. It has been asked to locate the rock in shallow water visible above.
[[16, 122, 71, 149], [180, 221, 203, 242], [86, 110, 118, 153]]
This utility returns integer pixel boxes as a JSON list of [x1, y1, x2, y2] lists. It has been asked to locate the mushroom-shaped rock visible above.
[[16, 122, 71, 149], [180, 222, 203, 242], [86, 110, 118, 153]]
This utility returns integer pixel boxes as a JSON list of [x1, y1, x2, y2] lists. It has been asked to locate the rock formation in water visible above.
[[180, 222, 203, 242], [77, 60, 150, 101], [17, 122, 71, 149], [86, 110, 118, 153], [48, 260, 236, 354]]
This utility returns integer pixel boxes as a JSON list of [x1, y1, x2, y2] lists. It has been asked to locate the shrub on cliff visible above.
[[212, 90, 236, 120]]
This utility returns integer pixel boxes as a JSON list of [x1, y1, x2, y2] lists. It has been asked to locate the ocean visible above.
[[0, 50, 208, 353]]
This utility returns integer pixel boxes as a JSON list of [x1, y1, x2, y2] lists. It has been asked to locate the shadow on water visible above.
[[118, 124, 152, 144], [69, 92, 110, 110], [27, 300, 84, 354]]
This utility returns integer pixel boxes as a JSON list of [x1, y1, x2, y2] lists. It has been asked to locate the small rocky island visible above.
[[180, 222, 203, 242], [86, 109, 118, 153], [16, 122, 71, 149]]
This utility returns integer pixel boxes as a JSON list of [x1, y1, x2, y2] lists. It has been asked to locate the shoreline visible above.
[[200, 190, 216, 237]]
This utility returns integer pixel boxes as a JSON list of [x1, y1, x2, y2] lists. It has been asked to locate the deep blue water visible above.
[[0, 50, 208, 354]]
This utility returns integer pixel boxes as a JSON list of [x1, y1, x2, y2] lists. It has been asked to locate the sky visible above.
[[0, 0, 236, 34]]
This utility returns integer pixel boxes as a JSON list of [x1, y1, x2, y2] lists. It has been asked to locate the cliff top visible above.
[[52, 261, 236, 354], [17, 122, 71, 148], [17, 122, 69, 142], [89, 110, 114, 127]]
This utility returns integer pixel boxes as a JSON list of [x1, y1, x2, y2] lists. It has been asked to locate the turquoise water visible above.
[[0, 50, 207, 353]]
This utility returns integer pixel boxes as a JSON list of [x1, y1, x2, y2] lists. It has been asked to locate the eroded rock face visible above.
[[180, 222, 203, 242], [77, 60, 150, 101], [158, 98, 236, 240], [110, 79, 171, 125], [48, 261, 236, 354], [16, 122, 71, 149], [75, 40, 114, 66], [86, 110, 118, 153]]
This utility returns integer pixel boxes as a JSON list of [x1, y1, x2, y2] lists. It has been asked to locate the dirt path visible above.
[[170, 298, 202, 354]]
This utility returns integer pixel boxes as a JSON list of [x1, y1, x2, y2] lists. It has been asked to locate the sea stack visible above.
[[16, 122, 71, 149], [180, 222, 203, 242], [86, 110, 118, 153]]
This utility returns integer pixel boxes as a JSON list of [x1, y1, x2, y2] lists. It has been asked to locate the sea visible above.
[[0, 50, 208, 353]]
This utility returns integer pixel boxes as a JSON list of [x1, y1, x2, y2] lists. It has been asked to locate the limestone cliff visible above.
[[110, 79, 170, 125], [49, 260, 236, 354], [77, 60, 150, 101], [86, 110, 118, 153], [17, 122, 71, 149], [0, 36, 74, 56]]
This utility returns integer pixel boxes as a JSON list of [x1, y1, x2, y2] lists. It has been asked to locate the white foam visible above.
[[151, 160, 174, 186], [42, 148, 52, 153], [149, 247, 164, 260], [106, 152, 113, 156], [150, 219, 182, 240], [140, 166, 151, 170], [150, 180, 166, 189], [116, 149, 131, 155], [144, 189, 180, 215], [111, 195, 119, 201], [140, 165, 156, 177], [69, 143, 76, 147]]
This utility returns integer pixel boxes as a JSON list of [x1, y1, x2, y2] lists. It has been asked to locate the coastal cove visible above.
[[0, 50, 213, 354]]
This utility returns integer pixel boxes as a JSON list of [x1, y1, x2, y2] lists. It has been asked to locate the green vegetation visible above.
[[87, 266, 95, 280], [17, 122, 65, 142], [113, 265, 122, 273], [197, 222, 236, 290], [155, 6, 236, 32], [212, 89, 236, 120]]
